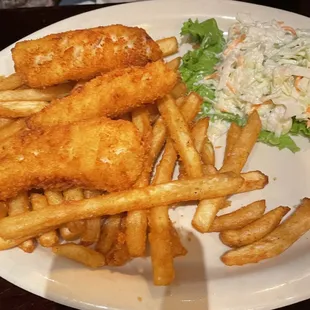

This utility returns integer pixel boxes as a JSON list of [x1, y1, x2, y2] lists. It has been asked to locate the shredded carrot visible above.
[[204, 72, 218, 80], [223, 34, 246, 56], [281, 25, 297, 36], [277, 21, 284, 25], [215, 146, 222, 149], [252, 100, 273, 110], [306, 107, 310, 114], [226, 82, 236, 94], [307, 119, 310, 128], [295, 76, 302, 92]]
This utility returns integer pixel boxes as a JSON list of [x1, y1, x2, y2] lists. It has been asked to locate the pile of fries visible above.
[[0, 35, 310, 287]]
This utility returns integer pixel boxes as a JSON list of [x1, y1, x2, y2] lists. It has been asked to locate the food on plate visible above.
[[209, 200, 266, 232], [0, 117, 145, 200], [27, 60, 177, 128], [236, 171, 268, 194], [0, 100, 49, 118], [126, 107, 152, 257], [8, 192, 36, 253], [30, 193, 59, 247], [156, 37, 179, 57], [180, 16, 310, 152], [166, 57, 181, 71], [0, 73, 24, 91], [52, 243, 106, 268], [221, 198, 310, 265], [0, 173, 244, 240], [220, 206, 290, 247], [220, 111, 262, 174], [0, 119, 26, 143], [224, 122, 242, 160], [191, 117, 209, 154], [12, 25, 163, 88]]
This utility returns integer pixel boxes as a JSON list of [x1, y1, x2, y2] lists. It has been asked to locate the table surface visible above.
[[1, 1, 310, 309]]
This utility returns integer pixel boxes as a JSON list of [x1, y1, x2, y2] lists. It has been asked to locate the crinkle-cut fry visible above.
[[106, 217, 130, 267], [221, 111, 262, 174], [96, 214, 122, 255], [224, 122, 242, 160], [44, 190, 79, 241], [8, 192, 36, 253], [63, 188, 86, 237], [0, 202, 8, 219], [126, 107, 152, 257], [52, 243, 105, 268], [0, 118, 26, 144], [170, 82, 188, 99], [0, 73, 24, 91], [209, 200, 266, 232], [166, 57, 181, 71], [220, 206, 290, 248], [0, 173, 244, 241], [0, 100, 48, 118], [221, 198, 310, 266], [149, 102, 200, 285], [0, 83, 73, 102], [156, 37, 178, 57], [30, 193, 59, 247], [80, 190, 101, 246], [191, 118, 209, 154]]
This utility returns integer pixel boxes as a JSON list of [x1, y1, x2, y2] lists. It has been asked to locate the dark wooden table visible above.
[[1, 1, 310, 309]]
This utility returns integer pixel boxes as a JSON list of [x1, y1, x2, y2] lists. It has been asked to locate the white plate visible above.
[[1, 1, 310, 309]]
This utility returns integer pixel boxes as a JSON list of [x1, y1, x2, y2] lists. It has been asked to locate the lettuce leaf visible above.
[[290, 119, 310, 137], [258, 130, 300, 153]]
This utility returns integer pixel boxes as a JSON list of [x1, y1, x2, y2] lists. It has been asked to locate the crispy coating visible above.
[[12, 25, 163, 88], [27, 60, 178, 128], [0, 118, 145, 201]]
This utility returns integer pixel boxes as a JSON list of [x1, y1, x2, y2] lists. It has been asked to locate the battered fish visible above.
[[12, 25, 163, 88], [27, 60, 177, 128], [0, 117, 145, 201]]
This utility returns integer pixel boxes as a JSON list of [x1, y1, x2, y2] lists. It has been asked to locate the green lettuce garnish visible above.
[[290, 119, 310, 137], [258, 130, 300, 153]]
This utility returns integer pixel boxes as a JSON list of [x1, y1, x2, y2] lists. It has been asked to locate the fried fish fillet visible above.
[[12, 25, 163, 88], [27, 60, 178, 129], [0, 117, 145, 201]]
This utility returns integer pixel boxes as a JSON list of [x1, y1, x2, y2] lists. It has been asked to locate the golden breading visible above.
[[0, 117, 145, 201], [27, 60, 178, 128], [12, 25, 163, 88]]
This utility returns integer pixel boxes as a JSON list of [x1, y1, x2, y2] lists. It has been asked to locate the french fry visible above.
[[191, 118, 209, 154], [170, 82, 188, 99], [224, 122, 242, 160], [157, 95, 203, 177], [0, 236, 31, 250], [201, 137, 215, 166], [220, 206, 290, 248], [44, 190, 80, 241], [146, 104, 159, 124], [96, 214, 122, 254], [0, 173, 244, 240], [0, 118, 26, 143], [81, 190, 101, 246], [0, 202, 8, 218], [30, 193, 59, 247], [149, 98, 203, 285], [221, 111, 262, 174], [236, 170, 269, 194], [221, 198, 310, 266], [63, 188, 86, 237], [0, 83, 73, 102], [0, 100, 48, 118], [8, 192, 36, 253], [0, 73, 24, 91], [156, 37, 178, 57], [166, 57, 181, 71], [126, 107, 152, 257], [52, 243, 105, 268], [209, 200, 266, 232], [106, 217, 130, 266]]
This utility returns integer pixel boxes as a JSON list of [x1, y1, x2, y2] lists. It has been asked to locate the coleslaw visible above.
[[180, 15, 310, 152]]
